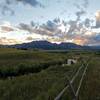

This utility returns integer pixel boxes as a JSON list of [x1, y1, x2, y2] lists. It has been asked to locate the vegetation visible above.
[[79, 57, 100, 100], [0, 48, 68, 78], [0, 48, 99, 100]]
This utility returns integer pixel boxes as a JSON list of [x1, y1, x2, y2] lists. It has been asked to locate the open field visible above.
[[0, 48, 99, 100], [79, 57, 100, 100]]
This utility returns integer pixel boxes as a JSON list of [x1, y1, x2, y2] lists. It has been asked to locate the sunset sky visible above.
[[0, 0, 100, 45]]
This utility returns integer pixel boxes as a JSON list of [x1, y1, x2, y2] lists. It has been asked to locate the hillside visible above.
[[1, 40, 91, 50]]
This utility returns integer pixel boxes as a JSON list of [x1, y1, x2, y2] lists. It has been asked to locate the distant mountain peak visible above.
[[6, 40, 83, 50], [0, 40, 100, 50]]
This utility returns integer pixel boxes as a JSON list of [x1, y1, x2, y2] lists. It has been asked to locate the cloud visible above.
[[0, 5, 14, 15], [67, 20, 77, 34], [17, 19, 85, 45], [82, 0, 89, 8], [60, 10, 67, 15], [3, 15, 95, 46], [25, 36, 33, 41], [18, 19, 63, 37], [74, 0, 89, 9], [0, 0, 100, 46], [84, 18, 91, 27], [76, 10, 86, 21], [18, 23, 33, 32], [53, 18, 60, 24], [41, 20, 58, 32], [0, 26, 14, 32], [0, 37, 21, 45], [5, 0, 44, 7], [85, 36, 100, 46], [74, 3, 81, 10], [18, 18, 100, 45], [95, 11, 100, 28], [74, 4, 86, 21], [0, 21, 16, 33], [0, 0, 44, 15], [74, 0, 89, 22], [1, 15, 100, 46]]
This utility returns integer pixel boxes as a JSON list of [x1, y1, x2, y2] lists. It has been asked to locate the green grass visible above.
[[79, 57, 100, 100], [0, 62, 82, 100], [0, 48, 99, 100], [0, 48, 68, 78]]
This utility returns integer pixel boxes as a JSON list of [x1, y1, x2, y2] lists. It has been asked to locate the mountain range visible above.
[[0, 40, 100, 50], [12, 41, 83, 50]]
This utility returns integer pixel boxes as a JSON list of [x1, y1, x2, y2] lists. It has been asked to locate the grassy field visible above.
[[0, 48, 69, 78], [0, 48, 99, 100], [79, 57, 100, 100]]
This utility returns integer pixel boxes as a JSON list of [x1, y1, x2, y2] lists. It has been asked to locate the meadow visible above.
[[0, 48, 99, 100]]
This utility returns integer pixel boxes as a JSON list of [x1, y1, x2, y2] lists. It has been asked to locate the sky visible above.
[[0, 0, 100, 45]]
